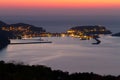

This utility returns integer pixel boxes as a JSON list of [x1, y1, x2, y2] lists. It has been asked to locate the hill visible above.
[[67, 25, 112, 39], [0, 20, 46, 39]]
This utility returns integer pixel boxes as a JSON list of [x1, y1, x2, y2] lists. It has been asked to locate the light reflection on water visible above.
[[0, 36, 120, 75]]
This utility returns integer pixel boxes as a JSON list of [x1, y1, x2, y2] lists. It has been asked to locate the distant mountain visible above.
[[112, 32, 120, 37]]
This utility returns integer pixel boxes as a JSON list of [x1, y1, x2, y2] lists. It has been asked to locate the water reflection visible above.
[[0, 37, 120, 75]]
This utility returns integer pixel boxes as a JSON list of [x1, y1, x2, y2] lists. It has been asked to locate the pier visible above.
[[10, 41, 52, 45]]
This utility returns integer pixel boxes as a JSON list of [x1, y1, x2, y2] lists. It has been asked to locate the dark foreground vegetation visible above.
[[0, 61, 120, 80]]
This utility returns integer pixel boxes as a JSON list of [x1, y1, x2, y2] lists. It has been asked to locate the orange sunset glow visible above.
[[0, 0, 120, 9]]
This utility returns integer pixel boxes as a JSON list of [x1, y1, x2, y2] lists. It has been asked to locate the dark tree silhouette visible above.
[[0, 61, 120, 80]]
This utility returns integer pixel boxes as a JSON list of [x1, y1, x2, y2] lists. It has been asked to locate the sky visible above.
[[0, 0, 120, 32]]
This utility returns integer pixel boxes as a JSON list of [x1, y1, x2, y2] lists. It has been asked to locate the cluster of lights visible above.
[[1, 25, 109, 40]]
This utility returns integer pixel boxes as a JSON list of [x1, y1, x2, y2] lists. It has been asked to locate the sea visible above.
[[0, 36, 120, 75]]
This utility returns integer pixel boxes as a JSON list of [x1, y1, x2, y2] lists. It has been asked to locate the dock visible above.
[[10, 41, 52, 45]]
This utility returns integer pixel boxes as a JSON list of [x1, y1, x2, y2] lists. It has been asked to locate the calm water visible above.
[[0, 36, 120, 75]]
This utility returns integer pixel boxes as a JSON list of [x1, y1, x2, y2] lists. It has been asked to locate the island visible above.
[[112, 32, 120, 37], [67, 25, 112, 40]]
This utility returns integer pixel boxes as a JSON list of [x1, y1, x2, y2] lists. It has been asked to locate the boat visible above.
[[10, 38, 52, 45]]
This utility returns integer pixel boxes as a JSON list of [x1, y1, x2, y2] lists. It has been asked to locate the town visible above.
[[0, 21, 112, 40]]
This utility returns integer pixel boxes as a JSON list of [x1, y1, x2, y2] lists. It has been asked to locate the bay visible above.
[[0, 36, 120, 75]]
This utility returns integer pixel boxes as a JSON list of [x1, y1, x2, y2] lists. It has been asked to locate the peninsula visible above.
[[0, 21, 46, 39]]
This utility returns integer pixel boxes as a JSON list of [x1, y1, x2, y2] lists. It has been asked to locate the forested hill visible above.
[[0, 20, 45, 32], [0, 61, 120, 80], [0, 20, 46, 38], [9, 23, 46, 33], [68, 25, 112, 35]]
